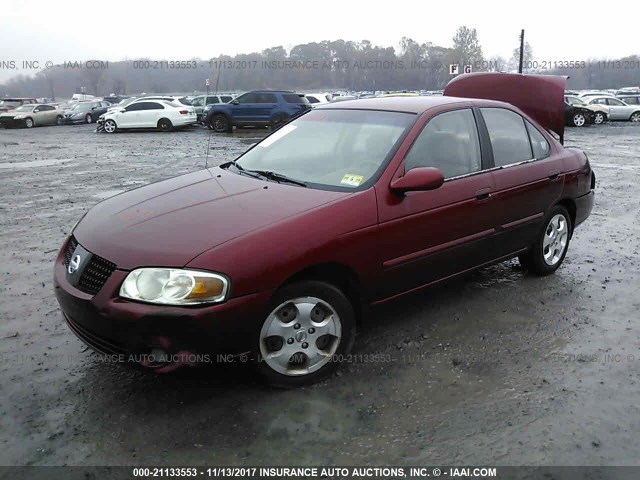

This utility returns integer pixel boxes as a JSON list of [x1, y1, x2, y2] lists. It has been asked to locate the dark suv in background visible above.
[[204, 90, 310, 132]]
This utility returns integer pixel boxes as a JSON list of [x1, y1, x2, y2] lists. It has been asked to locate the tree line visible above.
[[1, 27, 638, 99]]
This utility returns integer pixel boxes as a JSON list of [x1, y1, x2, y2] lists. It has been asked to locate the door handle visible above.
[[548, 170, 560, 180], [475, 188, 492, 201]]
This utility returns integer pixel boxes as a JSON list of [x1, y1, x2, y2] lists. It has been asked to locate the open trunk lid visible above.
[[444, 72, 567, 143]]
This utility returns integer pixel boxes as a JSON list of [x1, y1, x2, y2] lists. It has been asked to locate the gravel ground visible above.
[[0, 122, 639, 468]]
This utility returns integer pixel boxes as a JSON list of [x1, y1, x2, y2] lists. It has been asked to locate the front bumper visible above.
[[61, 117, 86, 124], [53, 236, 273, 361]]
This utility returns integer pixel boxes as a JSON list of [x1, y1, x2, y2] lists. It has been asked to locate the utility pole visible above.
[[518, 29, 525, 74]]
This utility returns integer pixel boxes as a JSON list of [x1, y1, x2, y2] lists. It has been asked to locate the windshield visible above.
[[234, 109, 415, 189], [13, 105, 35, 112]]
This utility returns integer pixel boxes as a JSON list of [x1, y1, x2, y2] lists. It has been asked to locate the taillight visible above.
[[179, 110, 188, 114]]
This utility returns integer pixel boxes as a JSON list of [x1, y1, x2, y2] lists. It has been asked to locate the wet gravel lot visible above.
[[0, 122, 639, 468]]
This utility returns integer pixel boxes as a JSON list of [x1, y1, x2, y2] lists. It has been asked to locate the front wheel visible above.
[[103, 119, 117, 133], [594, 112, 606, 124], [630, 112, 640, 122], [24, 117, 34, 128], [519, 205, 572, 275], [255, 281, 356, 388], [211, 114, 231, 133], [572, 113, 586, 127], [85, 114, 93, 124], [56, 115, 63, 126]]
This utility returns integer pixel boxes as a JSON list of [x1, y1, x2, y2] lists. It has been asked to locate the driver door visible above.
[[376, 107, 498, 299]]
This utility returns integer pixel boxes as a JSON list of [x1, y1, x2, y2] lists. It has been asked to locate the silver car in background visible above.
[[584, 96, 640, 122], [0, 104, 63, 128]]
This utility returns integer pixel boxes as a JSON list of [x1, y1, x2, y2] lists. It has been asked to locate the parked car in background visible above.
[[102, 95, 129, 105], [0, 104, 63, 128], [304, 93, 333, 106], [128, 96, 192, 106], [55, 73, 594, 386], [0, 98, 38, 113], [564, 100, 595, 127], [583, 96, 640, 122], [577, 91, 614, 98], [204, 90, 311, 132], [565, 95, 609, 124], [617, 94, 640, 106], [98, 100, 197, 133], [191, 94, 235, 122], [61, 101, 112, 124]]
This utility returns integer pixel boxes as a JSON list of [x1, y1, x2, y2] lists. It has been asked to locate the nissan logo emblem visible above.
[[68, 254, 82, 274]]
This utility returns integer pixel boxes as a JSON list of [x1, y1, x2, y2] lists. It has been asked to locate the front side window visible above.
[[404, 108, 481, 179], [206, 97, 220, 105], [236, 93, 259, 103], [481, 108, 533, 167], [234, 109, 414, 190]]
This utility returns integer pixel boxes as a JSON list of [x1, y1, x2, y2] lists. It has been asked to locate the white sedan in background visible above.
[[99, 100, 197, 133]]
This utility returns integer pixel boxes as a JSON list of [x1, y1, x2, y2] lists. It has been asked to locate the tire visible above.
[[630, 112, 640, 122], [593, 112, 606, 124], [270, 113, 289, 129], [519, 205, 572, 276], [255, 280, 356, 388], [158, 118, 173, 132], [24, 117, 34, 128], [85, 114, 93, 124], [211, 114, 231, 133], [55, 115, 63, 126], [103, 119, 117, 133], [572, 113, 586, 127]]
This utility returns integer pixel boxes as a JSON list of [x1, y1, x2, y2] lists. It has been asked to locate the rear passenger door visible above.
[[256, 93, 278, 121], [479, 107, 563, 257]]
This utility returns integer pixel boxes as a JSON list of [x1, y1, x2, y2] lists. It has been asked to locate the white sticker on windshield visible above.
[[259, 124, 297, 148]]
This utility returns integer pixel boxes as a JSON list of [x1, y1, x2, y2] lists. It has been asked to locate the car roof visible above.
[[317, 96, 469, 114]]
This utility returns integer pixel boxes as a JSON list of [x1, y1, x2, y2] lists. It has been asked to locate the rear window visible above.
[[283, 93, 309, 104], [306, 96, 319, 104]]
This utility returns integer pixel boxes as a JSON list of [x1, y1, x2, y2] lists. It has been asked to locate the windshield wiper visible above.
[[244, 169, 308, 187]]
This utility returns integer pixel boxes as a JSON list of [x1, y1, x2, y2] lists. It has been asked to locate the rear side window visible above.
[[404, 108, 482, 179], [206, 97, 220, 104], [525, 121, 551, 159], [257, 93, 277, 103], [481, 108, 533, 167], [306, 96, 319, 104], [283, 93, 308, 104], [220, 96, 233, 103]]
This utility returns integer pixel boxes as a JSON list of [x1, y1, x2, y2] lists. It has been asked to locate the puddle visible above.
[[0, 158, 72, 169]]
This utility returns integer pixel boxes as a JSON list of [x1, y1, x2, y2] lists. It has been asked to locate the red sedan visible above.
[[54, 73, 595, 387]]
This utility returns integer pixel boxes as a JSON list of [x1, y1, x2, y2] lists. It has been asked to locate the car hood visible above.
[[73, 167, 350, 270], [444, 72, 567, 143]]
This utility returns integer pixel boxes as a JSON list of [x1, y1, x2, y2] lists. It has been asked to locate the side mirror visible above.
[[120, 109, 126, 113], [33, 109, 40, 113], [231, 100, 239, 105], [390, 167, 444, 194]]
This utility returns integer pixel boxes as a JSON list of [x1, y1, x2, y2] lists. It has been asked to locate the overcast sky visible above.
[[1, 0, 637, 82]]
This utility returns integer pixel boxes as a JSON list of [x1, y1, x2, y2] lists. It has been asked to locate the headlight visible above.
[[120, 268, 229, 305], [14, 115, 25, 119]]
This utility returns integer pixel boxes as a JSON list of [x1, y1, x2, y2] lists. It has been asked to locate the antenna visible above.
[[205, 126, 213, 169]]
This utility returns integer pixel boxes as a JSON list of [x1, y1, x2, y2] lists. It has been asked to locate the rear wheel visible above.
[[630, 112, 640, 122], [519, 205, 572, 275], [593, 112, 606, 124], [572, 113, 586, 127], [255, 281, 356, 388], [158, 118, 173, 132], [270, 113, 289, 129]]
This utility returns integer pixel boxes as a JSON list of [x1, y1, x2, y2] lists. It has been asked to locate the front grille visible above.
[[78, 254, 117, 295], [64, 236, 117, 295]]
